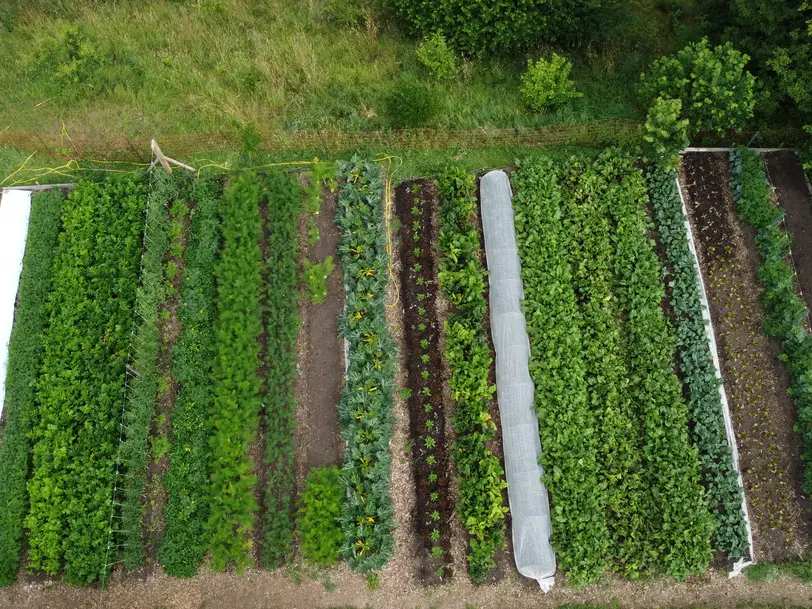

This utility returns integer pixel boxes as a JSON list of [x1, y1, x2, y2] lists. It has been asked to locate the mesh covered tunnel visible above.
[[479, 170, 556, 590]]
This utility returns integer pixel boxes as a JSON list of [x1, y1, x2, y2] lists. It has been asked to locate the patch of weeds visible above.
[[365, 572, 379, 590]]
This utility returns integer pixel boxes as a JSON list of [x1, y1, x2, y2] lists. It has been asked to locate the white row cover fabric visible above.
[[480, 170, 556, 591], [0, 189, 33, 419], [676, 177, 755, 573]]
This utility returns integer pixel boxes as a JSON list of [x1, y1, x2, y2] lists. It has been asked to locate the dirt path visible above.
[[763, 150, 812, 313], [293, 190, 345, 488], [5, 563, 812, 609], [679, 152, 812, 562]]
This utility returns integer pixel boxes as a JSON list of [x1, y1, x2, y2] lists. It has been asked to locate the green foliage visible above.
[[25, 176, 145, 585], [391, 0, 625, 55], [335, 156, 397, 572], [33, 25, 103, 99], [647, 166, 750, 560], [639, 97, 689, 170], [159, 176, 221, 577], [119, 170, 172, 570], [436, 166, 508, 583], [729, 148, 812, 496], [296, 467, 344, 566], [205, 174, 265, 572], [520, 54, 582, 113], [512, 156, 610, 584], [0, 190, 63, 586], [416, 33, 457, 81], [303, 256, 336, 305], [261, 170, 302, 570], [384, 75, 439, 129], [639, 38, 757, 134]]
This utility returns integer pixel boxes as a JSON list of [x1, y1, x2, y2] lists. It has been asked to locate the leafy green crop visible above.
[[159, 176, 221, 577], [512, 156, 610, 585], [296, 466, 344, 566], [0, 189, 64, 586], [437, 166, 508, 583], [205, 174, 265, 572], [647, 166, 749, 560], [119, 170, 173, 570], [335, 156, 397, 572], [25, 177, 145, 585], [729, 147, 812, 496], [261, 170, 302, 570]]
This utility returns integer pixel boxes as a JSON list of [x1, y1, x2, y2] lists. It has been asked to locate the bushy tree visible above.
[[392, 0, 627, 55], [520, 54, 582, 112], [639, 38, 756, 134], [639, 97, 690, 169]]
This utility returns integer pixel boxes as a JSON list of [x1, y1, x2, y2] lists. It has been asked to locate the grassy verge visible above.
[[158, 176, 220, 577], [260, 170, 301, 569], [0, 189, 64, 586], [119, 170, 172, 569]]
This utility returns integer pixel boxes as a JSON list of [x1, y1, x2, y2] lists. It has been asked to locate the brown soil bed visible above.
[[763, 150, 812, 313], [293, 188, 345, 491], [394, 179, 454, 583], [679, 151, 812, 561]]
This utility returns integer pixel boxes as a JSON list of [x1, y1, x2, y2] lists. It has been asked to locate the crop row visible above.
[[647, 166, 749, 560], [397, 179, 453, 580], [511, 156, 609, 584], [335, 156, 397, 572], [436, 166, 508, 583], [729, 148, 812, 495], [159, 176, 221, 577], [604, 152, 713, 578], [119, 171, 173, 569], [205, 174, 265, 572], [0, 190, 64, 586], [25, 177, 146, 585], [260, 171, 302, 569], [512, 152, 714, 583]]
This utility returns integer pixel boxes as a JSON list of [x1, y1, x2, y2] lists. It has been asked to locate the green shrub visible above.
[[639, 38, 756, 134], [520, 54, 582, 112], [33, 25, 103, 98], [416, 33, 457, 80], [391, 0, 625, 55], [302, 256, 335, 305], [384, 75, 439, 129], [296, 467, 343, 566], [639, 97, 689, 170]]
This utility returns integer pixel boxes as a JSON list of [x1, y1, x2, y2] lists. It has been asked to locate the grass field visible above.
[[0, 0, 699, 138]]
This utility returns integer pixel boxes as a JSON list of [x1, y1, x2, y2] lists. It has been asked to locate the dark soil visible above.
[[293, 188, 345, 483], [763, 150, 812, 313], [680, 151, 812, 561], [395, 179, 453, 584]]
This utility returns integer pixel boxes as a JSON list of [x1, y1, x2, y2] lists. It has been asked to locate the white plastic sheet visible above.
[[480, 170, 556, 591], [0, 189, 33, 419], [676, 177, 755, 573]]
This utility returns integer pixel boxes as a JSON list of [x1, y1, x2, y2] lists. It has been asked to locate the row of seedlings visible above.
[[0, 190, 65, 585], [436, 166, 508, 582], [25, 177, 146, 585], [511, 151, 714, 583], [335, 156, 397, 571], [729, 149, 812, 494], [647, 167, 750, 561], [395, 178, 453, 582]]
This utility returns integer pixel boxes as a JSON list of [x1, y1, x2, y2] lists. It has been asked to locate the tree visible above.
[[639, 38, 756, 134]]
